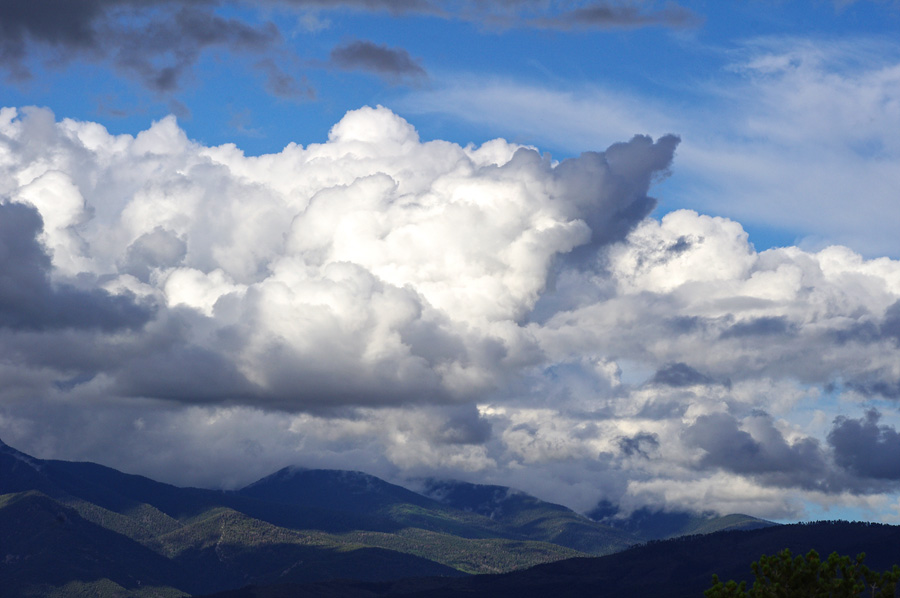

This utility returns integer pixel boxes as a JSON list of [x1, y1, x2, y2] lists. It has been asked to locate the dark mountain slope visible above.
[[241, 468, 438, 513], [0, 491, 187, 597], [420, 479, 637, 554], [199, 520, 900, 598], [149, 507, 462, 594], [0, 439, 65, 498], [0, 438, 603, 596], [237, 468, 509, 539], [4, 444, 402, 535]]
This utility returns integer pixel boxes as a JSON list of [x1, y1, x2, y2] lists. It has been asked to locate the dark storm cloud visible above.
[[0, 202, 153, 332], [828, 410, 900, 480], [0, 0, 121, 71], [829, 301, 900, 350], [651, 362, 712, 387], [108, 5, 281, 93], [682, 412, 828, 488], [880, 300, 900, 342], [112, 336, 260, 403], [330, 39, 427, 82], [0, 0, 300, 95]]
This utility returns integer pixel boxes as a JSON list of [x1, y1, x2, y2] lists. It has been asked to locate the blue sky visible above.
[[6, 0, 899, 254], [3, 0, 900, 523]]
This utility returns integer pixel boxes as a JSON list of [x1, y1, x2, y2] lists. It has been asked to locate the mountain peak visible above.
[[0, 437, 42, 469]]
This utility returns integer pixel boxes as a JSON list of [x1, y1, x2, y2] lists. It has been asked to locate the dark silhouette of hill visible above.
[[196, 519, 900, 598]]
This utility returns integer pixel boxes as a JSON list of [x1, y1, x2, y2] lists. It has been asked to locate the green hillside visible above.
[[0, 491, 187, 598], [196, 521, 900, 598]]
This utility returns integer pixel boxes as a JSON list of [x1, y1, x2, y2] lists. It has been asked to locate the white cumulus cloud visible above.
[[3, 104, 900, 520]]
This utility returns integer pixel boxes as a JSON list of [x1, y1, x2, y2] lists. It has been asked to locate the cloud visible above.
[[530, 1, 702, 30], [330, 39, 427, 83], [719, 316, 794, 339], [276, 0, 437, 13], [618, 432, 659, 459], [5, 104, 900, 520], [0, 105, 677, 413], [567, 209, 900, 400], [0, 0, 701, 97], [829, 410, 900, 480], [651, 363, 713, 387], [402, 37, 900, 257], [255, 58, 316, 99], [400, 76, 676, 154], [0, 0, 302, 94], [682, 412, 828, 487], [0, 201, 153, 331]]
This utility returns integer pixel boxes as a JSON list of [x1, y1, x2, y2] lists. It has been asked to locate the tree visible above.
[[705, 548, 900, 598]]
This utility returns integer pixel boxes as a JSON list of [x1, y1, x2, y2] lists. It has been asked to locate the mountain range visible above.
[[1, 437, 770, 597], [203, 519, 900, 598]]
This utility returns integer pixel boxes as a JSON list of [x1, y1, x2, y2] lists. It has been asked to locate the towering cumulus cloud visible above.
[[3, 105, 900, 519], [0, 105, 676, 410]]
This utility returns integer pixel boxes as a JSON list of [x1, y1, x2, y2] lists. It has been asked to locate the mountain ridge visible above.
[[0, 439, 638, 597], [195, 520, 900, 598]]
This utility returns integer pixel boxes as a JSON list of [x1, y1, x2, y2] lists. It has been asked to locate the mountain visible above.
[[419, 479, 637, 554], [234, 467, 629, 571], [238, 468, 486, 536], [0, 490, 187, 598], [0, 438, 629, 597], [196, 520, 900, 598], [1, 436, 789, 597], [587, 500, 774, 541]]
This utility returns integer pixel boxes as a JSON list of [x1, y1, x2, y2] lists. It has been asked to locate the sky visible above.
[[2, 0, 900, 525]]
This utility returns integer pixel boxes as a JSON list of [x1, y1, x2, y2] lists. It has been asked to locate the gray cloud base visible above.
[[0, 202, 153, 331]]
